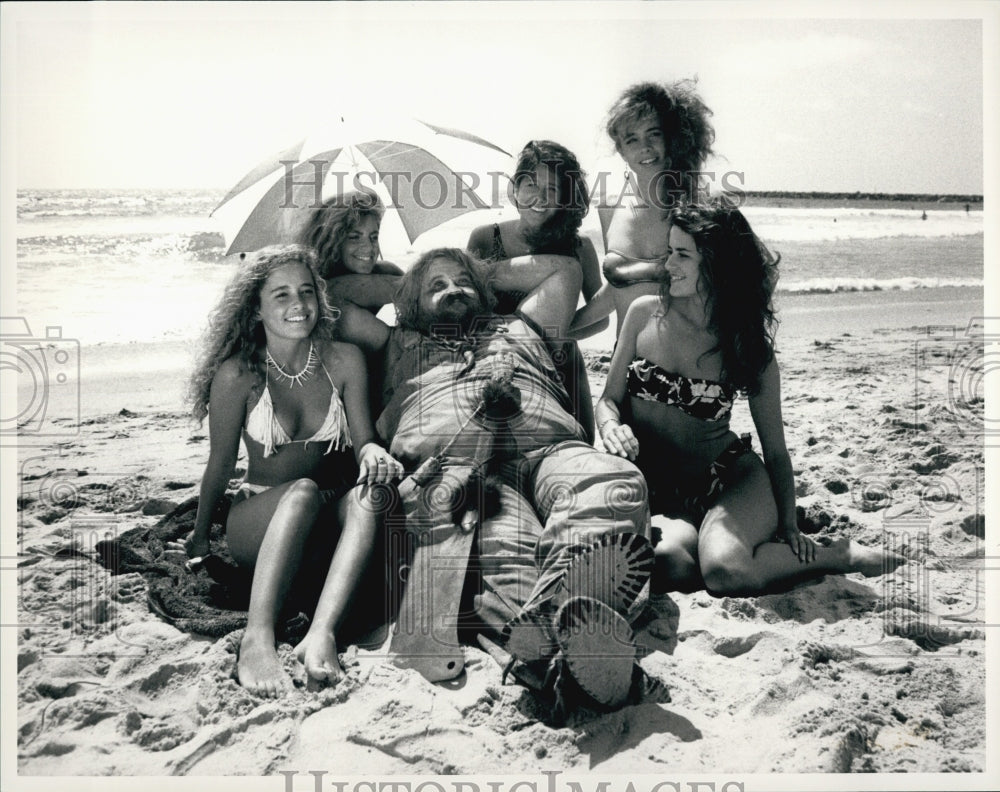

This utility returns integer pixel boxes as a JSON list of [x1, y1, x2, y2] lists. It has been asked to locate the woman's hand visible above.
[[599, 420, 640, 461], [166, 531, 210, 561], [779, 522, 818, 563], [357, 443, 405, 485]]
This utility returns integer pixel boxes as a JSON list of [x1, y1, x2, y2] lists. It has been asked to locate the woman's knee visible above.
[[700, 555, 760, 596], [653, 544, 699, 589], [280, 478, 322, 520]]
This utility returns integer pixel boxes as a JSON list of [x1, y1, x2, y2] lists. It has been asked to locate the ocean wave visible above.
[[17, 231, 227, 263], [778, 277, 982, 294], [17, 189, 221, 220]]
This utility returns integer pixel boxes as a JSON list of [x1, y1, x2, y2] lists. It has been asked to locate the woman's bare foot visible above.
[[293, 630, 344, 685], [851, 539, 907, 576], [829, 537, 907, 577], [238, 630, 291, 698]]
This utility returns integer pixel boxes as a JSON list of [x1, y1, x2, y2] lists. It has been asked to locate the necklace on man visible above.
[[266, 342, 318, 387]]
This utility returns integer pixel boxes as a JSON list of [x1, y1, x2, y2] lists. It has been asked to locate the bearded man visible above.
[[339, 247, 663, 711]]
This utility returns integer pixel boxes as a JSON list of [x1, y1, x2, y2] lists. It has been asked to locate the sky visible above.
[[1, 2, 995, 194]]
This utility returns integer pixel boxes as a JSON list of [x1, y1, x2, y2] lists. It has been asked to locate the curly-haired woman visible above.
[[572, 79, 716, 339], [185, 244, 402, 696]]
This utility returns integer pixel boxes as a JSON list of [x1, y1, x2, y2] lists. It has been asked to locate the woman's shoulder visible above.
[[467, 221, 499, 247], [212, 355, 260, 399], [627, 294, 663, 319], [216, 354, 256, 381]]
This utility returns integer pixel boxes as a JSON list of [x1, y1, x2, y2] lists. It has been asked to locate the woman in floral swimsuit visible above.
[[597, 199, 903, 595]]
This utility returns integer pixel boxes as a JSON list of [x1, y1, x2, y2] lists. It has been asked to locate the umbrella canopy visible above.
[[212, 117, 512, 256]]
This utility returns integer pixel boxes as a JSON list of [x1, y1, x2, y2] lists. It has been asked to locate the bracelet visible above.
[[598, 418, 621, 435]]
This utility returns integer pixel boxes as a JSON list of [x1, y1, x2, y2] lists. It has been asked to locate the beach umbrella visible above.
[[211, 116, 512, 256]]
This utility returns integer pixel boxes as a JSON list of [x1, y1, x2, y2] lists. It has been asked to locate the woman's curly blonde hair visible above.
[[187, 244, 338, 423]]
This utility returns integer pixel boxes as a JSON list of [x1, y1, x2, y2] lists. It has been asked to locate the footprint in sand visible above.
[[883, 608, 984, 651]]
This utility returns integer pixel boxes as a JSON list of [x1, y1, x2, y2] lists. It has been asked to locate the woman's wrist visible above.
[[597, 417, 621, 436]]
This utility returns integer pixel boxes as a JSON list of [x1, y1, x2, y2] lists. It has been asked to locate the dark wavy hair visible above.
[[511, 140, 590, 255], [393, 247, 496, 332], [606, 79, 715, 199], [187, 244, 339, 423], [297, 189, 384, 278], [665, 197, 779, 395]]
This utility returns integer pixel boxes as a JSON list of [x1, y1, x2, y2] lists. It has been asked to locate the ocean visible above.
[[14, 188, 985, 349]]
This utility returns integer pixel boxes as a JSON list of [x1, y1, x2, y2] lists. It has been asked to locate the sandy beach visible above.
[[12, 287, 989, 777]]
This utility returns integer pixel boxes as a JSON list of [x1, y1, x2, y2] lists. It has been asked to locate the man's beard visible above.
[[419, 293, 487, 335]]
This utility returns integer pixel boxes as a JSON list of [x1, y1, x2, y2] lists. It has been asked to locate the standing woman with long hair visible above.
[[596, 200, 903, 597], [185, 244, 402, 696], [572, 79, 715, 338]]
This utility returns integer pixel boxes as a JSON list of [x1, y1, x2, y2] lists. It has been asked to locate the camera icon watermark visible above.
[[863, 467, 988, 656], [913, 317, 998, 447], [0, 316, 80, 445]]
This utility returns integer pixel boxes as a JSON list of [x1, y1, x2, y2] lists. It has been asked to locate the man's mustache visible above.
[[441, 292, 473, 307]]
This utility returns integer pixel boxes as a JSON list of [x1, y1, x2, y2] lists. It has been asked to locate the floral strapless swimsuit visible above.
[[626, 357, 752, 521]]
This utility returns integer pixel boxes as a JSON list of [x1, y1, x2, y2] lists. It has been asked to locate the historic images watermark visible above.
[[276, 770, 746, 792], [277, 161, 748, 214]]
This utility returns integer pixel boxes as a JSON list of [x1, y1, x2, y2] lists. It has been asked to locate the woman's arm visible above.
[[568, 238, 611, 340], [595, 298, 653, 460], [569, 283, 614, 338], [491, 253, 580, 295], [602, 257, 669, 288], [578, 237, 603, 302], [506, 253, 584, 343], [326, 273, 401, 311], [187, 360, 248, 557], [334, 302, 391, 356], [748, 356, 815, 561], [333, 343, 403, 485]]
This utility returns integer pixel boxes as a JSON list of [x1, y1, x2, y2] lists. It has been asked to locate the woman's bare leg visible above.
[[697, 455, 904, 596], [226, 479, 321, 697], [651, 514, 703, 593], [293, 486, 379, 685]]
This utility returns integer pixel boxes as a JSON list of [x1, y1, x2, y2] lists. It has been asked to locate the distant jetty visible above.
[[742, 190, 982, 204]]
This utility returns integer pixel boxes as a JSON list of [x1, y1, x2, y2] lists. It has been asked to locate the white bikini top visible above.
[[244, 359, 351, 458]]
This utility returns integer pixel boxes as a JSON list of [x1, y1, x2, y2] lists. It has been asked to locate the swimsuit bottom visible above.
[[233, 450, 359, 507], [233, 482, 353, 507], [647, 433, 753, 524]]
